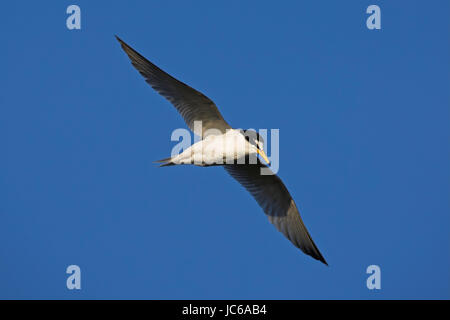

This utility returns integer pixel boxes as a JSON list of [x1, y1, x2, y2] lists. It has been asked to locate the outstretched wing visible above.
[[116, 36, 231, 137], [224, 161, 327, 265]]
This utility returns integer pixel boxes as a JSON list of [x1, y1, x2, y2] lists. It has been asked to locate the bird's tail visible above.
[[153, 157, 175, 167]]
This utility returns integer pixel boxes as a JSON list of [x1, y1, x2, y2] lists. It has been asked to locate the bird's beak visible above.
[[257, 149, 270, 165]]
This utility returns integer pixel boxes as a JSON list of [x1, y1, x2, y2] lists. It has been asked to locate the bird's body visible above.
[[160, 129, 257, 166], [116, 36, 328, 265]]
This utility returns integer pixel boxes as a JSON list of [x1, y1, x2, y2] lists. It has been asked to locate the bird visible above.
[[115, 35, 328, 265]]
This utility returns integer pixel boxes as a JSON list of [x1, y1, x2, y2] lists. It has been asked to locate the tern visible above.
[[116, 36, 327, 265]]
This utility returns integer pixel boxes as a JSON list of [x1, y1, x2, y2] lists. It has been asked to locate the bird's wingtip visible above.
[[316, 252, 328, 266], [115, 35, 124, 44]]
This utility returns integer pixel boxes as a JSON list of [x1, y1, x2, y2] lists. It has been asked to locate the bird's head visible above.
[[242, 129, 270, 165]]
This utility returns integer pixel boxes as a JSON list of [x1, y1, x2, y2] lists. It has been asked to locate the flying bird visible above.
[[116, 36, 327, 265]]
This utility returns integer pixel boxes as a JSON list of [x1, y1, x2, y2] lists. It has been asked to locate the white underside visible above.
[[170, 129, 258, 166]]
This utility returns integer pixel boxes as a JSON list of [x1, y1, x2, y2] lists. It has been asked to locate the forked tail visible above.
[[153, 157, 175, 167]]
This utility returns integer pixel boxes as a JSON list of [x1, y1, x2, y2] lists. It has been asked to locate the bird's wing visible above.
[[224, 160, 327, 265], [116, 36, 231, 137]]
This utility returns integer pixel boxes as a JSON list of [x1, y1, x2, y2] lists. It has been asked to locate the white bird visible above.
[[116, 36, 327, 265]]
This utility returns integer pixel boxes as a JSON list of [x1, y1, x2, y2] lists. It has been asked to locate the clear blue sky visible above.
[[1, 1, 449, 299]]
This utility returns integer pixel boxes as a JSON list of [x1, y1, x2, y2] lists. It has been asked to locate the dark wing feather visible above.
[[224, 160, 327, 265], [116, 36, 231, 137]]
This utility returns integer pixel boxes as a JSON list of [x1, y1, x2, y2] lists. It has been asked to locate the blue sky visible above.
[[1, 1, 449, 299]]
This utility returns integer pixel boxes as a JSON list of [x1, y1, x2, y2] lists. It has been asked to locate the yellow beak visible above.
[[257, 149, 270, 165]]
